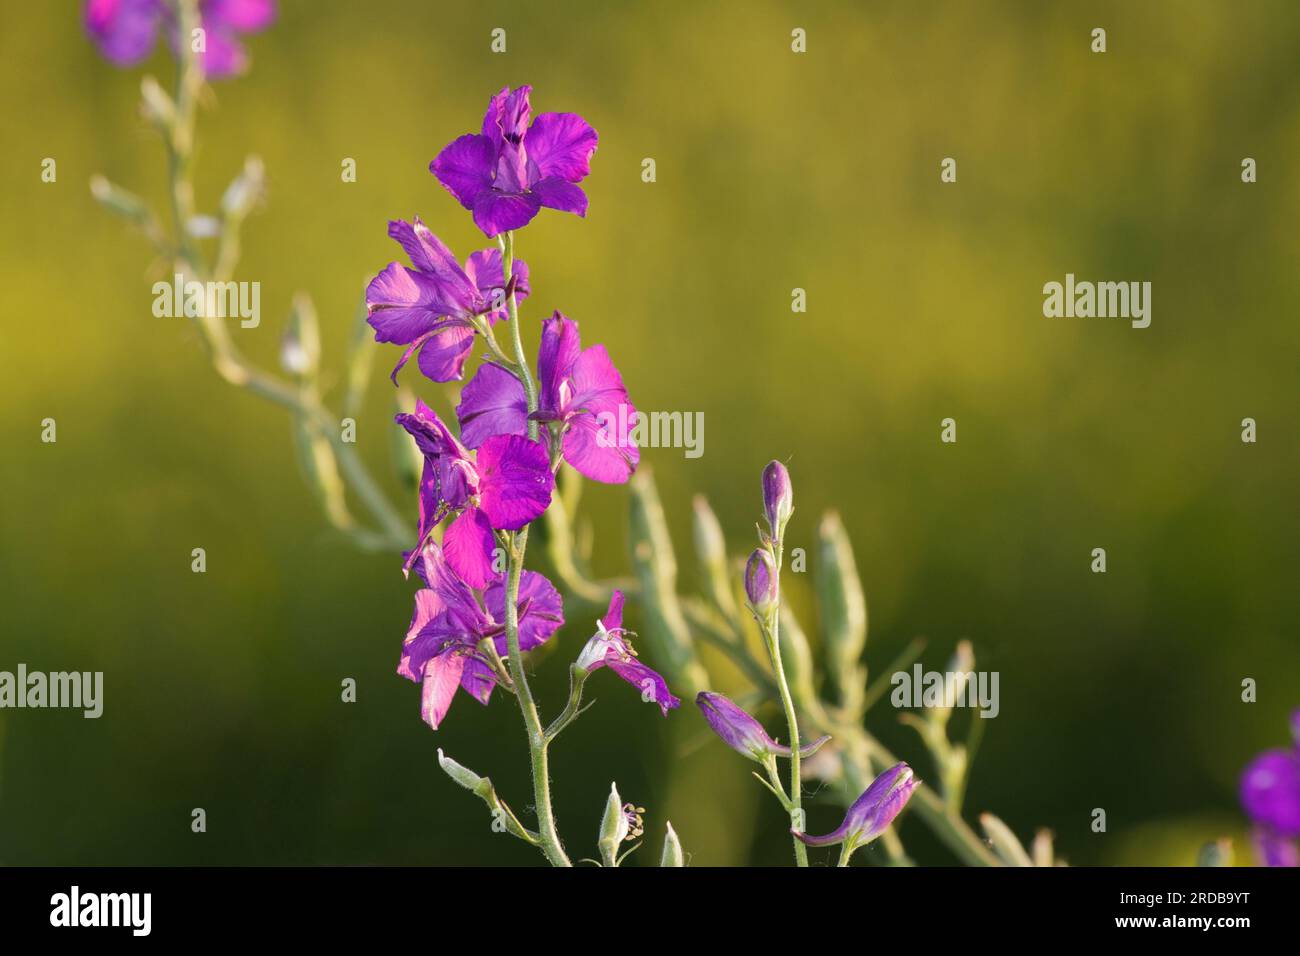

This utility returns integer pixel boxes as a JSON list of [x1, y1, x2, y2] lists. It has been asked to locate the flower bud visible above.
[[793, 762, 918, 859], [744, 548, 777, 614], [696, 691, 829, 763], [598, 782, 630, 866], [437, 748, 488, 796], [762, 460, 793, 538], [660, 822, 685, 867]]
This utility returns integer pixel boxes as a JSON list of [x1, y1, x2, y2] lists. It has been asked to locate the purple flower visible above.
[[793, 762, 918, 851], [575, 591, 680, 716], [398, 542, 563, 730], [396, 400, 552, 587], [456, 312, 639, 484], [366, 217, 530, 383], [744, 548, 777, 612], [762, 460, 793, 537], [695, 691, 828, 763], [85, 0, 274, 78], [430, 85, 598, 237], [1241, 708, 1300, 865]]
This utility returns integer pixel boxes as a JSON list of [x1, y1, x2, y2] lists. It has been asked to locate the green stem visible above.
[[155, 1, 410, 553], [497, 231, 569, 866], [765, 539, 808, 867]]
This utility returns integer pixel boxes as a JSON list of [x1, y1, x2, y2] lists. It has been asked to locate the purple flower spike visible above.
[[744, 548, 777, 612], [395, 400, 552, 587], [431, 85, 599, 237], [695, 691, 828, 763], [85, 0, 275, 78], [398, 543, 563, 730], [456, 312, 639, 484], [366, 217, 530, 383], [575, 591, 680, 716], [793, 762, 918, 852]]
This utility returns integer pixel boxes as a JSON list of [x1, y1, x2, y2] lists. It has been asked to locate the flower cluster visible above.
[[1241, 708, 1300, 866], [365, 86, 666, 731], [85, 0, 274, 78]]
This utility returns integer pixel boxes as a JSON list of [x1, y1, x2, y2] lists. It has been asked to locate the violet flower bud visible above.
[[762, 460, 793, 538], [744, 548, 778, 614], [696, 691, 829, 764], [793, 762, 919, 860]]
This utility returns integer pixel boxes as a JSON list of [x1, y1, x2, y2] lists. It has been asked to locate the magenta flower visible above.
[[793, 762, 918, 853], [696, 691, 828, 763], [456, 312, 639, 484], [431, 85, 598, 237], [1241, 708, 1300, 865], [399, 543, 563, 730], [366, 217, 530, 383], [85, 0, 274, 78], [575, 591, 680, 716], [396, 400, 552, 587]]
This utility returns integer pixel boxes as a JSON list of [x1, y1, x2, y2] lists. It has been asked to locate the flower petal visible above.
[[483, 570, 565, 653], [562, 409, 639, 484], [537, 312, 582, 414], [456, 362, 529, 449], [420, 651, 466, 729], [531, 178, 588, 217], [524, 112, 598, 182], [472, 190, 541, 238], [431, 133, 495, 209], [606, 657, 680, 717], [464, 249, 529, 322], [444, 506, 498, 589], [482, 85, 532, 148], [85, 0, 161, 66], [475, 434, 554, 529], [416, 323, 477, 382], [366, 263, 449, 344], [204, 0, 276, 31]]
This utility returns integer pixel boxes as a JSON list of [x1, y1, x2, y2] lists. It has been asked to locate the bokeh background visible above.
[[2, 0, 1298, 866]]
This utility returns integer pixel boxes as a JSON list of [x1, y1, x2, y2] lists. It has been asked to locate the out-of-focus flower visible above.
[[85, 0, 275, 78], [793, 762, 918, 853], [431, 85, 598, 237], [695, 691, 828, 763], [1241, 707, 1300, 866], [395, 400, 552, 586], [575, 591, 680, 716], [397, 543, 563, 729], [366, 217, 530, 383], [456, 312, 639, 483]]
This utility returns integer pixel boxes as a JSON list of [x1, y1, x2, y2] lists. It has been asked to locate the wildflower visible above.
[[575, 591, 680, 716], [85, 0, 275, 78], [395, 400, 552, 587], [398, 543, 563, 729], [366, 217, 530, 383], [431, 85, 598, 237], [1241, 708, 1300, 865], [695, 691, 828, 763], [456, 312, 638, 483], [792, 762, 918, 854]]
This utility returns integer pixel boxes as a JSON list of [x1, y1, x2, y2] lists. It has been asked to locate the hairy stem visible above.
[[498, 231, 569, 866]]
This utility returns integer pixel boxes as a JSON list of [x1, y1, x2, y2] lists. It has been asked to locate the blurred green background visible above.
[[2, 0, 1298, 866]]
